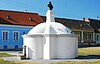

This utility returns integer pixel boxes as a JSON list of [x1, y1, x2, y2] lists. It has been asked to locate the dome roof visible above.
[[28, 22, 72, 34], [28, 10, 72, 35]]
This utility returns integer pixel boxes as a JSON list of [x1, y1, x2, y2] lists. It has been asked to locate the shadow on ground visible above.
[[77, 55, 100, 59], [78, 45, 100, 48]]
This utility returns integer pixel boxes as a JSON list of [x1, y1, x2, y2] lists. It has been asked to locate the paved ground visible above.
[[0, 50, 99, 63], [1, 56, 98, 63]]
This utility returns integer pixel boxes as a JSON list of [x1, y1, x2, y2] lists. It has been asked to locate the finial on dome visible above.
[[48, 1, 53, 10]]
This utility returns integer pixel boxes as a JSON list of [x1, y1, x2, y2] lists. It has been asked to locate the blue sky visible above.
[[0, 0, 100, 20]]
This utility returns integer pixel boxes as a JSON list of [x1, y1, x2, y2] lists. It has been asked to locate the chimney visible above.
[[24, 10, 27, 12], [83, 18, 90, 23], [83, 18, 91, 27]]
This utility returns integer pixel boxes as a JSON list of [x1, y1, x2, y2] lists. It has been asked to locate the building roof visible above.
[[41, 16, 94, 31], [28, 22, 72, 34], [86, 18, 100, 32], [0, 10, 44, 26]]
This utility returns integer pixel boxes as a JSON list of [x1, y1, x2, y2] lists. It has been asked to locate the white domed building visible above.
[[22, 2, 78, 60]]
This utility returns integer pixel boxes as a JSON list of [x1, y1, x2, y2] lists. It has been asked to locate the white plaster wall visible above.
[[70, 36, 78, 57], [74, 37, 78, 57], [43, 36, 50, 59], [50, 35, 57, 59], [23, 37, 36, 59], [56, 35, 78, 59], [23, 35, 43, 59], [23, 34, 78, 60], [35, 37, 44, 59], [46, 10, 55, 22], [43, 35, 57, 59]]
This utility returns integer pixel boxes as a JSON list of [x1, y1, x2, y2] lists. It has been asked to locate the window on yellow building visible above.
[[96, 35, 99, 41], [83, 32, 93, 42]]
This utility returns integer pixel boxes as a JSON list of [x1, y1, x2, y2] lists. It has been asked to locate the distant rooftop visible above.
[[0, 10, 44, 26], [41, 16, 94, 31]]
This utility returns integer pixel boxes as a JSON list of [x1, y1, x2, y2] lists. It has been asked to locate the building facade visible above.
[[0, 24, 32, 50], [84, 18, 100, 45], [0, 10, 43, 50]]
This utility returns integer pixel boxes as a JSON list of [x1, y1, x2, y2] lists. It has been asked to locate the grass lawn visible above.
[[0, 59, 15, 64], [52, 60, 100, 64], [15, 62, 40, 64], [78, 47, 100, 56], [0, 53, 14, 57]]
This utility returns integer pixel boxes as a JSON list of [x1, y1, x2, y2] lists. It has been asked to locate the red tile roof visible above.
[[0, 10, 44, 26]]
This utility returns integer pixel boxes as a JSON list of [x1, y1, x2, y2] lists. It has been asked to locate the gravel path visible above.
[[1, 56, 99, 63]]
